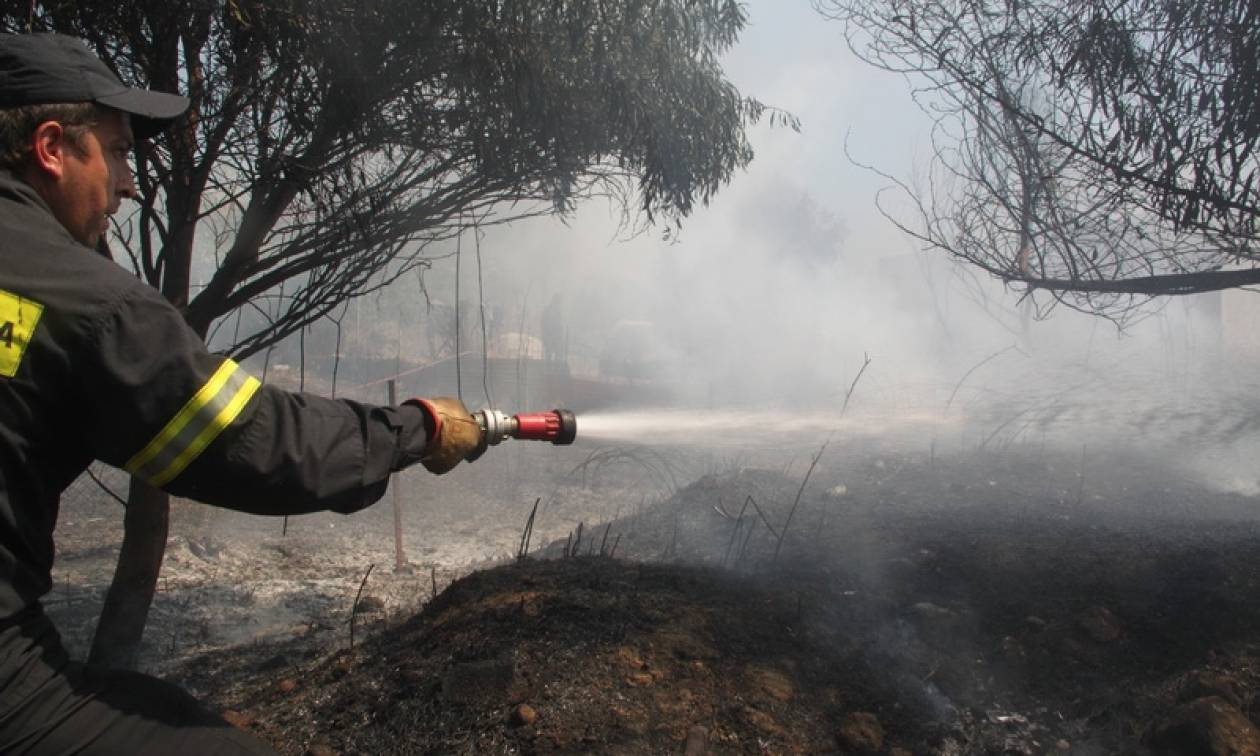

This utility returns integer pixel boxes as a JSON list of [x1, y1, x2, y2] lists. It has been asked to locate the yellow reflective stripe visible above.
[[125, 359, 260, 487], [148, 375, 260, 487], [126, 359, 237, 476]]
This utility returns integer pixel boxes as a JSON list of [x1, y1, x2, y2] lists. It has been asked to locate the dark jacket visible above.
[[0, 171, 431, 619]]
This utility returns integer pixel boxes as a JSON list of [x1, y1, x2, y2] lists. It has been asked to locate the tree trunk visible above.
[[88, 479, 169, 670]]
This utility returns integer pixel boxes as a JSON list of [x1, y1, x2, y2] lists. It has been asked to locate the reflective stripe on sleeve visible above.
[[125, 358, 262, 488]]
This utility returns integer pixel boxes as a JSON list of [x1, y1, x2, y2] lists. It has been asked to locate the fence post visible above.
[[388, 379, 406, 572]]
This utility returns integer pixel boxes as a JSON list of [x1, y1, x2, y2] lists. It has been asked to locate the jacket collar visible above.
[[0, 168, 84, 248]]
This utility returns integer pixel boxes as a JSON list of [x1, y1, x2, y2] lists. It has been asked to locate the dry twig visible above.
[[778, 354, 872, 563], [736, 517, 759, 569], [517, 497, 540, 559], [349, 563, 375, 651], [744, 495, 781, 541], [598, 523, 612, 556], [774, 438, 830, 563], [946, 345, 1021, 411], [722, 496, 754, 568], [840, 352, 873, 415]]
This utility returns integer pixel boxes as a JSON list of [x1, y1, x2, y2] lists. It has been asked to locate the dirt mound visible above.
[[219, 559, 877, 754]]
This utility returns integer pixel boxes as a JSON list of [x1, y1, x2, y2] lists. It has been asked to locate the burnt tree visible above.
[[818, 0, 1260, 322], [4, 0, 789, 668]]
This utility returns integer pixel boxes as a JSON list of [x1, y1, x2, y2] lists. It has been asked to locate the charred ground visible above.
[[51, 441, 1260, 754]]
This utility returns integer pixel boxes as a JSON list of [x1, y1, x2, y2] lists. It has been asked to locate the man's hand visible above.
[[415, 397, 483, 474]]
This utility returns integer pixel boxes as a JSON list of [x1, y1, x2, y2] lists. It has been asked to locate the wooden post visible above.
[[388, 379, 406, 571]]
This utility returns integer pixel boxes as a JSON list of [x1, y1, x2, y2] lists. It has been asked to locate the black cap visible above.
[[0, 33, 188, 139]]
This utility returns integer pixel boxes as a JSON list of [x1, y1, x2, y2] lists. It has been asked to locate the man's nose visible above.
[[118, 166, 137, 199]]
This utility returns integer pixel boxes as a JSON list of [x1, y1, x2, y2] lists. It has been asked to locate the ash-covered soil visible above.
[[50, 439, 1260, 754]]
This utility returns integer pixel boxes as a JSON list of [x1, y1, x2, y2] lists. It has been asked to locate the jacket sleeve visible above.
[[78, 280, 431, 516]]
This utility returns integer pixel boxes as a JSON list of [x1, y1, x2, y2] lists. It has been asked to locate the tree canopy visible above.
[[818, 0, 1259, 322]]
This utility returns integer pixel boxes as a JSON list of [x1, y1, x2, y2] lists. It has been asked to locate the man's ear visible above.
[[28, 121, 68, 180]]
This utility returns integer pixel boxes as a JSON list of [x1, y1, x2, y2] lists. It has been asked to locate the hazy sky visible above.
[[720, 0, 931, 252]]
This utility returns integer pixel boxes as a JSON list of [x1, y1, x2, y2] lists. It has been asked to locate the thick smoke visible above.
[[435, 0, 1255, 494]]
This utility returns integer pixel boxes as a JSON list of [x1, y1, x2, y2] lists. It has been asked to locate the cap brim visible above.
[[95, 87, 189, 139]]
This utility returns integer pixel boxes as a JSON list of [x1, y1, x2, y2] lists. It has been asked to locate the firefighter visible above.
[[0, 33, 482, 754]]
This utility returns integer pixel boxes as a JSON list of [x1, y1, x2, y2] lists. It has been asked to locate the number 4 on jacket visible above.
[[0, 290, 43, 378]]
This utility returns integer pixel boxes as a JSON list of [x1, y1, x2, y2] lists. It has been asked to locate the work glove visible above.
[[413, 397, 483, 474]]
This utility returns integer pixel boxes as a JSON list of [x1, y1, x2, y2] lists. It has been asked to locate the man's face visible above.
[[49, 109, 136, 248]]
